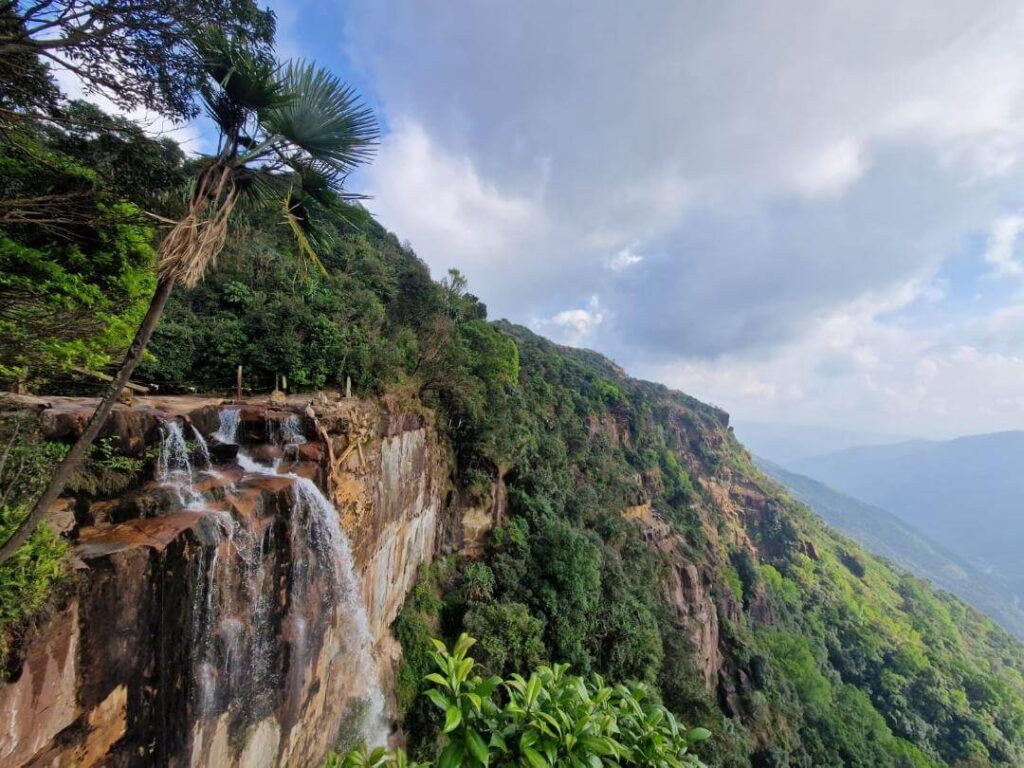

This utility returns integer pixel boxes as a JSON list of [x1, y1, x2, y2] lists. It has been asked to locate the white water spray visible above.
[[213, 406, 241, 444], [235, 417, 389, 746], [191, 426, 211, 468], [158, 420, 207, 508], [164, 406, 389, 747]]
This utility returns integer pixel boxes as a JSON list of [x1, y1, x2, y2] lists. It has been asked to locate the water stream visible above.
[[156, 407, 389, 749]]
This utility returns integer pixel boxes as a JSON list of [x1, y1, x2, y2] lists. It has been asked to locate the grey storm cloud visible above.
[[341, 0, 1024, 365]]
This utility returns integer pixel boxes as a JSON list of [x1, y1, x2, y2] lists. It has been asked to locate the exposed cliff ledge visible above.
[[0, 393, 452, 768]]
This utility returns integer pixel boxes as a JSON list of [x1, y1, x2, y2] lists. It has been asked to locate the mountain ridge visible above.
[[757, 456, 1024, 640], [790, 430, 1024, 599]]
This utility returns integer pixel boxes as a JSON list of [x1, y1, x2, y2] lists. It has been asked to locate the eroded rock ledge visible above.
[[0, 393, 458, 768]]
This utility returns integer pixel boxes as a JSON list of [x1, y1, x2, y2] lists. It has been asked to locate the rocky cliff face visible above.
[[0, 388, 785, 768], [0, 394, 451, 768]]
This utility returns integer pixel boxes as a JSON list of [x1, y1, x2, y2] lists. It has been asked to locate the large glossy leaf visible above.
[[438, 742, 464, 768], [465, 727, 490, 766], [443, 704, 463, 734]]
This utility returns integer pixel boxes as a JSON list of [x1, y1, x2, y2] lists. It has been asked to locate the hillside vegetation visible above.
[[125, 171, 1024, 766], [791, 434, 1024, 605], [757, 458, 1024, 641]]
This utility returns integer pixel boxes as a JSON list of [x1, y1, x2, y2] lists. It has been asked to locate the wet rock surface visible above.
[[0, 394, 449, 768]]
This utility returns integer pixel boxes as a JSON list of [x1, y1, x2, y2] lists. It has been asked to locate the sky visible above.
[[76, 0, 1024, 438]]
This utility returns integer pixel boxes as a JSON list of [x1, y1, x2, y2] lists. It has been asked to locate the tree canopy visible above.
[[0, 0, 275, 120]]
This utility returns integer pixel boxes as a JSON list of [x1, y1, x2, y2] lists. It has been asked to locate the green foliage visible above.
[[335, 634, 709, 767], [66, 438, 154, 496], [140, 218, 426, 393], [0, 130, 158, 387], [3, 0, 275, 121], [5, 67, 1020, 766], [0, 417, 69, 659], [751, 528, 1024, 766], [464, 601, 547, 678], [326, 746, 427, 768]]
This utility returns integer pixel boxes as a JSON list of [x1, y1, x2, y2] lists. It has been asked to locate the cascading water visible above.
[[168, 406, 390, 750], [158, 420, 193, 481], [230, 411, 390, 747], [191, 425, 212, 467], [279, 414, 307, 446], [158, 420, 207, 508], [213, 406, 241, 444]]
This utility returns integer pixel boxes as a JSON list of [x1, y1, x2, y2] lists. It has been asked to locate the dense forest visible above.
[[2, 4, 1024, 767]]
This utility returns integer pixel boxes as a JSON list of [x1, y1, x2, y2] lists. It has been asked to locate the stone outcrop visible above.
[[0, 394, 449, 768], [458, 475, 506, 558], [623, 502, 725, 693]]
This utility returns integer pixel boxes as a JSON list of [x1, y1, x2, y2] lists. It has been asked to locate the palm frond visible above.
[[233, 166, 290, 211], [263, 61, 379, 177], [283, 188, 329, 277], [197, 28, 291, 117]]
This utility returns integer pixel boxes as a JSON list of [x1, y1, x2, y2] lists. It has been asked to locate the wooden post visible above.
[[282, 374, 287, 393], [236, 365, 242, 400]]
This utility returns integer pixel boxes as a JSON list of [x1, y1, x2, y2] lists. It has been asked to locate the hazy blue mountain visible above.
[[789, 431, 1024, 601], [733, 420, 913, 464], [757, 457, 1024, 640]]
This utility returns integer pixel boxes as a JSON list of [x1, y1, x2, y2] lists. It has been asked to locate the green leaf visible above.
[[438, 742, 465, 768], [521, 745, 548, 768], [453, 632, 477, 659], [443, 704, 463, 734], [263, 61, 378, 176], [525, 675, 542, 709], [425, 673, 452, 690], [466, 727, 490, 766], [424, 688, 449, 712], [489, 732, 508, 754], [686, 727, 711, 743], [475, 675, 502, 699]]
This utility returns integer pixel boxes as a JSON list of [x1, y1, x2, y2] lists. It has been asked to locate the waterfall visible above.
[[280, 414, 307, 446], [235, 416, 389, 747], [191, 425, 212, 467], [158, 420, 193, 481], [163, 406, 389, 749], [289, 476, 389, 746], [213, 406, 241, 444], [158, 420, 206, 509]]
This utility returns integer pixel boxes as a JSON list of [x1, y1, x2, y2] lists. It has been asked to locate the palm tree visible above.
[[0, 31, 378, 563]]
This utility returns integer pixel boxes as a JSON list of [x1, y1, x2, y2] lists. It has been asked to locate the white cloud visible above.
[[365, 119, 560, 311], [344, 0, 1024, 435], [537, 296, 605, 346], [793, 139, 866, 198], [640, 283, 1024, 436], [985, 215, 1024, 278], [608, 247, 644, 271]]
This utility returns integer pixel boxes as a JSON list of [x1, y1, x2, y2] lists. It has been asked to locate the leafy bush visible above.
[[332, 634, 710, 767], [463, 601, 547, 678], [0, 418, 70, 659], [0, 107, 171, 389]]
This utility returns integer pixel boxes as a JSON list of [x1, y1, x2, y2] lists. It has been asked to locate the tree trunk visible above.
[[0, 276, 176, 563]]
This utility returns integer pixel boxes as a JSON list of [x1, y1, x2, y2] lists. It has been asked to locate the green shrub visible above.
[[0, 419, 70, 659], [463, 601, 546, 677], [332, 634, 710, 767]]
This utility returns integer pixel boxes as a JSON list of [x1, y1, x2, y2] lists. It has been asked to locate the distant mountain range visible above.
[[788, 431, 1024, 601], [757, 457, 1024, 640], [734, 421, 913, 464]]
